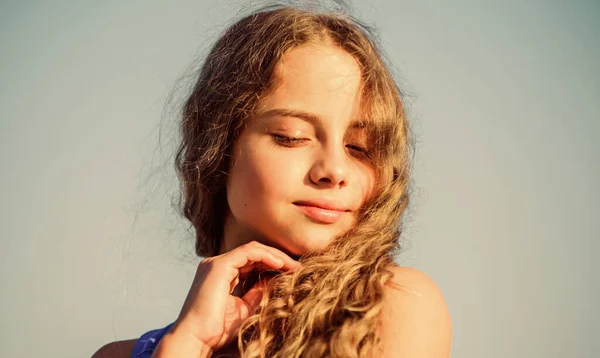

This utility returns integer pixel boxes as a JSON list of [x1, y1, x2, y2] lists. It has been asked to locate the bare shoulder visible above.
[[91, 339, 137, 358], [385, 265, 446, 296], [380, 265, 453, 358]]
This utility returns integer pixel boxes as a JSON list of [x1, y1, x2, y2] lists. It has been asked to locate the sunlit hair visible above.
[[175, 3, 413, 357]]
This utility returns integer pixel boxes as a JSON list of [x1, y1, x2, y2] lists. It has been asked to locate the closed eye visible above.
[[273, 135, 370, 158], [347, 144, 370, 156], [272, 134, 308, 145]]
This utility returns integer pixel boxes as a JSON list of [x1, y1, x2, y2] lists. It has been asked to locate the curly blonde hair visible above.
[[175, 4, 412, 357]]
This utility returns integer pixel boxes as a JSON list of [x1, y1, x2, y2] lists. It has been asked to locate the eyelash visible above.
[[272, 134, 370, 157], [272, 134, 306, 144]]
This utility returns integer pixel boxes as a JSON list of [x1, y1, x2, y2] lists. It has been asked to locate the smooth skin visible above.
[[92, 44, 452, 358], [170, 241, 300, 351], [219, 43, 375, 258]]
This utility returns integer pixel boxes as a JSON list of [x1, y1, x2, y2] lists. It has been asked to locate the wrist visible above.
[[152, 331, 214, 358]]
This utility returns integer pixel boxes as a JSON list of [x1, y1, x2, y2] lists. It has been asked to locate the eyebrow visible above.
[[260, 108, 367, 129]]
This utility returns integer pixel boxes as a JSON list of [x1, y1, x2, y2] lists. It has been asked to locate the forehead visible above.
[[257, 43, 365, 128], [275, 43, 363, 88]]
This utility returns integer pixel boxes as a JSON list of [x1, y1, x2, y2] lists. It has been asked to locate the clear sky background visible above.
[[0, 1, 598, 357]]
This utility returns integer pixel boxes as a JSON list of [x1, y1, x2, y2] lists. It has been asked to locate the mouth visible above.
[[293, 200, 349, 224]]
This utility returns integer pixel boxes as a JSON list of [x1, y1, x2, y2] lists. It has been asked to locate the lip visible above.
[[293, 199, 350, 212], [293, 199, 349, 224]]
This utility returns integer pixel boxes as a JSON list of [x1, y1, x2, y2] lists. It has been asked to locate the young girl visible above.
[[94, 4, 451, 358]]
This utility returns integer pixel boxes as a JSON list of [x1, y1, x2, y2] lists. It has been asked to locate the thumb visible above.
[[241, 279, 269, 314]]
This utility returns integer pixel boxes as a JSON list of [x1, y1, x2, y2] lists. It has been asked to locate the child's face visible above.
[[224, 43, 375, 257]]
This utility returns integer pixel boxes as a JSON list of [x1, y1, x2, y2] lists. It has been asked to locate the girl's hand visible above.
[[167, 241, 300, 353]]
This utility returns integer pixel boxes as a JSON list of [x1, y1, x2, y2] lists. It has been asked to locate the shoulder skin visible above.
[[380, 266, 453, 357]]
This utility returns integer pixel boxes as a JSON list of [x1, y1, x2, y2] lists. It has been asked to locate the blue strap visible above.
[[131, 322, 175, 358]]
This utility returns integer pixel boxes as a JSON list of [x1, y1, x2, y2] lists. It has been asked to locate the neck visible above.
[[218, 209, 259, 255], [218, 210, 263, 298]]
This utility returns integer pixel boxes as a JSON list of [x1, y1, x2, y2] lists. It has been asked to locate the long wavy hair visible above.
[[174, 3, 413, 357]]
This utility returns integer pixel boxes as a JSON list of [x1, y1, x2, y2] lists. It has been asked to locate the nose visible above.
[[309, 145, 349, 189]]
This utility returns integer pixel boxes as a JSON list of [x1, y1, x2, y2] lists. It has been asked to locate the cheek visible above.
[[227, 141, 305, 206], [353, 163, 377, 206]]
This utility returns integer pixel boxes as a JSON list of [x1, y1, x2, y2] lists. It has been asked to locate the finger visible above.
[[227, 245, 287, 272], [238, 261, 258, 276], [241, 281, 267, 312], [245, 241, 300, 270], [261, 246, 301, 271], [210, 247, 282, 286], [229, 276, 240, 294], [236, 241, 300, 271]]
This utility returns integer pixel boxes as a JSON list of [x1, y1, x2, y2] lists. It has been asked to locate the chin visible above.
[[252, 217, 347, 258], [280, 230, 339, 258]]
